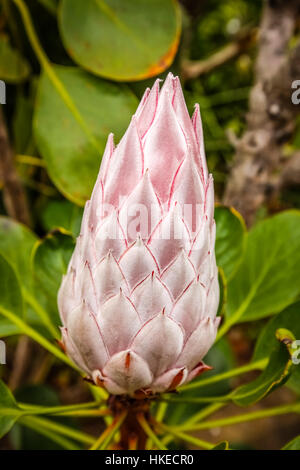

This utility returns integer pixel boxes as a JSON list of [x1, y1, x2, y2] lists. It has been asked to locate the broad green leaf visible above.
[[288, 364, 300, 395], [34, 65, 138, 205], [0, 217, 37, 293], [0, 380, 20, 438], [59, 0, 181, 81], [0, 237, 78, 368], [217, 267, 226, 317], [226, 211, 300, 325], [0, 253, 24, 319], [231, 329, 295, 406], [282, 436, 300, 450], [253, 302, 300, 394], [32, 230, 75, 326], [0, 36, 30, 83], [0, 217, 57, 337], [40, 200, 83, 237], [215, 206, 246, 280], [13, 92, 34, 154], [0, 319, 22, 338]]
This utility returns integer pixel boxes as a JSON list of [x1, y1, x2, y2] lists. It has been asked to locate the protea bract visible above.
[[58, 73, 220, 396]]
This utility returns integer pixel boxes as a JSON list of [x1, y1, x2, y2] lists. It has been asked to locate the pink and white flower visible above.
[[58, 73, 220, 396]]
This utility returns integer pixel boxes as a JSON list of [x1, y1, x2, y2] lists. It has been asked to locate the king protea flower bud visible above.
[[58, 73, 220, 396]]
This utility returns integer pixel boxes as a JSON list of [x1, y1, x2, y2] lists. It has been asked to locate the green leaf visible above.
[[282, 435, 300, 450], [0, 243, 76, 366], [0, 36, 30, 83], [253, 302, 300, 394], [15, 384, 61, 407], [288, 364, 300, 395], [215, 206, 246, 280], [40, 200, 83, 237], [225, 211, 300, 327], [59, 0, 181, 81], [32, 230, 75, 326], [231, 329, 295, 406], [211, 441, 230, 450], [217, 267, 227, 317], [13, 92, 34, 154], [0, 253, 24, 319], [0, 380, 20, 439], [34, 65, 138, 205], [0, 319, 22, 338], [0, 217, 37, 293], [253, 302, 300, 361], [0, 217, 58, 337]]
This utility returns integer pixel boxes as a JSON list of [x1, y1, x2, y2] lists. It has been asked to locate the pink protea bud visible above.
[[58, 73, 220, 396]]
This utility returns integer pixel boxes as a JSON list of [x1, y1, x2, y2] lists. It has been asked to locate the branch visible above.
[[278, 151, 300, 189], [223, 0, 300, 225], [182, 29, 256, 80], [0, 107, 30, 225], [8, 336, 32, 390], [0, 107, 32, 390]]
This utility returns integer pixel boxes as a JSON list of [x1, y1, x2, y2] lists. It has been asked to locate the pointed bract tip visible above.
[[125, 351, 131, 370]]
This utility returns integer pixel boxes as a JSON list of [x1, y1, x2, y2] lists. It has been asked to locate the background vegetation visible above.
[[0, 0, 300, 450]]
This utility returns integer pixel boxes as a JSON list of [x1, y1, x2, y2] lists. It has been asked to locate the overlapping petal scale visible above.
[[58, 74, 220, 396], [131, 312, 184, 376]]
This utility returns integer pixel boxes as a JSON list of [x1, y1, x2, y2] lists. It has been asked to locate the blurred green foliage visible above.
[[1, 0, 300, 451]]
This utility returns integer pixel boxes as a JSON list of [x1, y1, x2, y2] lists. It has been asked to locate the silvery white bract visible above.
[[58, 73, 220, 396]]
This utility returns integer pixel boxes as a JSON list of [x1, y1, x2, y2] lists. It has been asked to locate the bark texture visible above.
[[224, 0, 300, 225], [0, 107, 30, 225]]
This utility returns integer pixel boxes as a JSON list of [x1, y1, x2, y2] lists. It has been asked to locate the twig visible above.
[[28, 350, 55, 384], [0, 106, 32, 391], [8, 336, 32, 390], [182, 29, 256, 80]]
